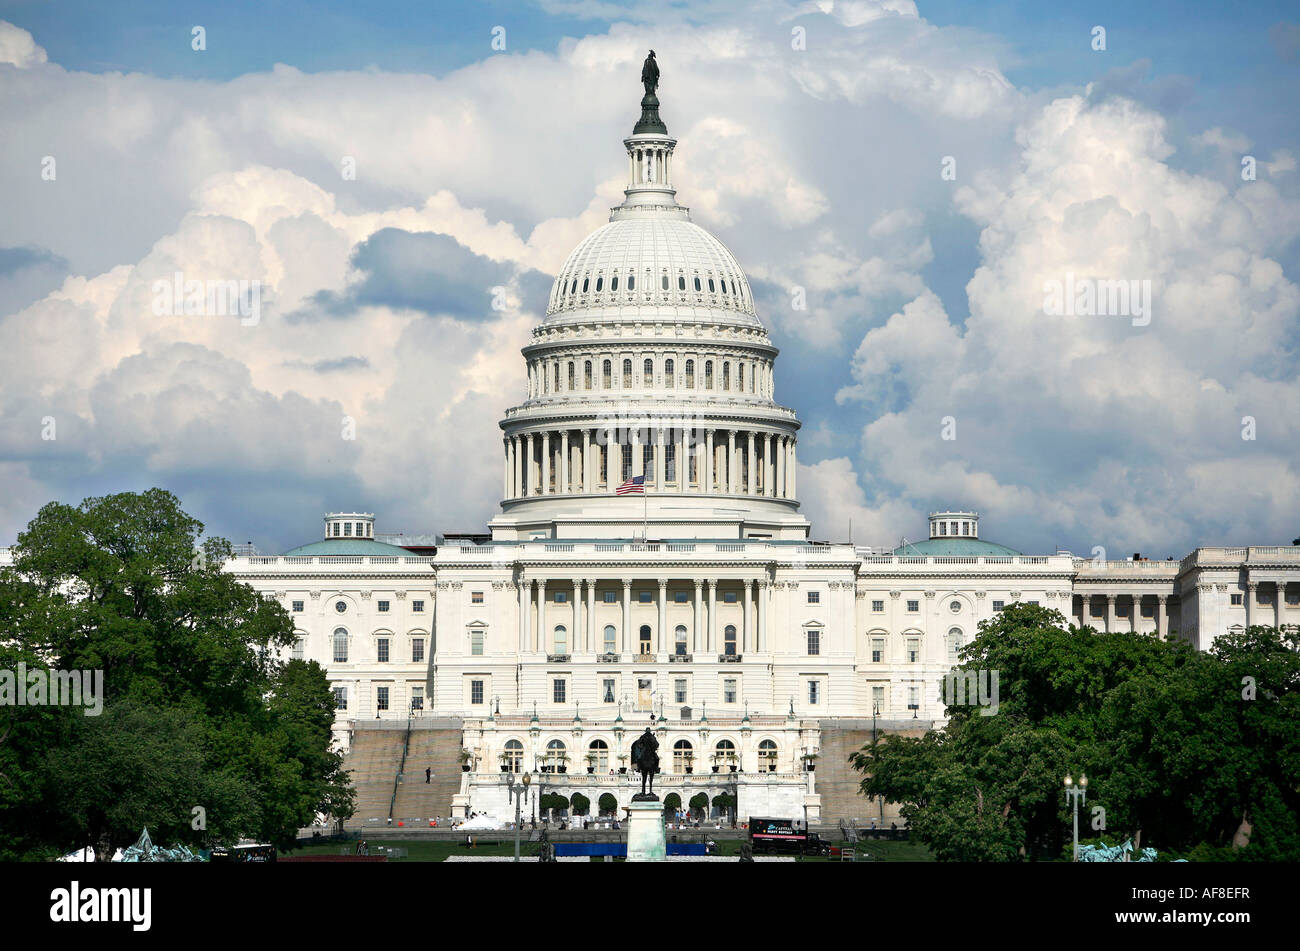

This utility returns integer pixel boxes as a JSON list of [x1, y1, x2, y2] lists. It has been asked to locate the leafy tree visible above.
[[569, 792, 590, 816], [662, 792, 682, 814], [852, 603, 1300, 861], [598, 793, 617, 815], [689, 792, 709, 814], [0, 489, 354, 859]]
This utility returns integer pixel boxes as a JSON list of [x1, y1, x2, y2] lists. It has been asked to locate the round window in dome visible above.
[[950, 601, 962, 613], [694, 276, 701, 292], [596, 276, 603, 292], [335, 601, 347, 613]]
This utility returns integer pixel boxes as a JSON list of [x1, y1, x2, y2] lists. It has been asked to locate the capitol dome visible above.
[[490, 77, 809, 542]]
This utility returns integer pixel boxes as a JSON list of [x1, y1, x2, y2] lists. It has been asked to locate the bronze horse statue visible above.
[[630, 726, 660, 800]]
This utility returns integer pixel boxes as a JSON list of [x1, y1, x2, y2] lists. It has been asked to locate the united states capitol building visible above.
[[35, 80, 1300, 825]]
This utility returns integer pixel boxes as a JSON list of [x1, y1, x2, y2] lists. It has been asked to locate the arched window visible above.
[[570, 278, 577, 294], [628, 273, 635, 291], [610, 275, 618, 291], [738, 364, 744, 392], [723, 625, 737, 656], [707, 278, 715, 292], [678, 275, 686, 291], [545, 739, 567, 773], [704, 360, 714, 388], [639, 625, 652, 655], [674, 625, 688, 656], [333, 627, 348, 663], [947, 627, 963, 664], [567, 362, 574, 390], [685, 359, 695, 388], [602, 359, 612, 388], [722, 362, 731, 391], [662, 273, 670, 290], [758, 739, 777, 772], [714, 739, 736, 771], [664, 358, 674, 388], [673, 739, 694, 773], [553, 625, 567, 656], [603, 624, 617, 654], [584, 360, 593, 389], [588, 739, 609, 771], [503, 739, 523, 773], [622, 359, 633, 389], [596, 276, 603, 292], [693, 276, 702, 292], [582, 277, 589, 293], [553, 364, 560, 392], [643, 358, 653, 387]]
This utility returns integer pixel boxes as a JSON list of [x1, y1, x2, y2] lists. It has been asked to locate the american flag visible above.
[[616, 475, 645, 495]]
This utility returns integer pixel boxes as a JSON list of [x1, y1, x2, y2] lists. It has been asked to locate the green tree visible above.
[[0, 489, 354, 859], [598, 793, 617, 815], [689, 792, 709, 815], [663, 792, 682, 814], [570, 792, 590, 816]]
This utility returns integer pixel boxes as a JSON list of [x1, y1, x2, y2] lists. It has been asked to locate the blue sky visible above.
[[0, 0, 1297, 557]]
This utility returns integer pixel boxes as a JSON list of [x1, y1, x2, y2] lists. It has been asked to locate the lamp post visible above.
[[506, 772, 533, 862], [1064, 773, 1088, 861]]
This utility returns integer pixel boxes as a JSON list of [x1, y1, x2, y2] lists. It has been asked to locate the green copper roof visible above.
[[282, 538, 414, 556], [891, 538, 1022, 557]]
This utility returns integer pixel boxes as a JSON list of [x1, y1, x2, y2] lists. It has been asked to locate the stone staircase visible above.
[[343, 729, 407, 824], [816, 719, 930, 824], [391, 727, 464, 824]]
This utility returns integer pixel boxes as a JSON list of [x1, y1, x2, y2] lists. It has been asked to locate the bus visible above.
[[749, 817, 825, 856]]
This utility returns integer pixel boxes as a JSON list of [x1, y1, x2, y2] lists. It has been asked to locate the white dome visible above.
[[546, 208, 760, 327]]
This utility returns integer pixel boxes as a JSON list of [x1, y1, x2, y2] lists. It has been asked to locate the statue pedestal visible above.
[[625, 801, 666, 862]]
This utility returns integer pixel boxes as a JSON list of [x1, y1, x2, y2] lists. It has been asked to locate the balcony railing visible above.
[[597, 653, 621, 663], [669, 653, 693, 663], [718, 654, 742, 663], [546, 654, 571, 663], [634, 653, 657, 663]]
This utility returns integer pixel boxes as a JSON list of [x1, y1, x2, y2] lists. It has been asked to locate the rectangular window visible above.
[[808, 681, 820, 705], [1231, 593, 1243, 606], [412, 599, 425, 613], [291, 600, 304, 613], [412, 638, 425, 663], [638, 590, 653, 603], [674, 590, 688, 603], [807, 629, 820, 655], [1116, 602, 1129, 617], [807, 591, 820, 604], [993, 600, 1005, 612], [907, 638, 919, 663], [604, 590, 617, 603], [471, 631, 484, 656], [871, 684, 884, 707], [378, 600, 390, 613], [463, 680, 480, 705], [376, 686, 389, 711], [603, 679, 615, 704], [555, 590, 568, 603], [1141, 601, 1154, 617], [333, 686, 348, 710], [723, 591, 737, 603], [907, 600, 919, 612], [871, 638, 885, 663], [411, 686, 423, 710], [939, 522, 947, 535], [343, 522, 352, 536], [962, 522, 970, 535], [376, 638, 389, 663], [471, 591, 484, 604], [723, 679, 737, 704], [553, 679, 566, 704], [674, 679, 687, 704], [908, 686, 919, 709], [291, 638, 304, 660], [872, 600, 884, 613]]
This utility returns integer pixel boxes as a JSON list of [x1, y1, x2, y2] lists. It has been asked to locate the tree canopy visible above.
[[851, 603, 1300, 861], [0, 489, 354, 860]]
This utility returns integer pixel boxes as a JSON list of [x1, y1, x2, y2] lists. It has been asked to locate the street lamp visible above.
[[1064, 773, 1088, 861], [506, 771, 533, 862]]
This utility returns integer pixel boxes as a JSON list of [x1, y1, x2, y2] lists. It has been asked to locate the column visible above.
[[676, 427, 686, 489], [537, 579, 549, 653], [631, 427, 642, 478], [789, 439, 797, 497], [1157, 595, 1168, 639], [1245, 582, 1256, 628], [777, 436, 786, 498], [693, 580, 703, 653], [525, 434, 535, 496], [622, 581, 632, 654], [1105, 595, 1115, 634], [1276, 583, 1285, 628], [657, 579, 668, 654], [541, 433, 551, 495], [585, 580, 596, 653], [727, 431, 737, 493], [746, 432, 756, 495], [514, 437, 523, 499], [561, 430, 570, 494], [757, 579, 768, 653], [1130, 595, 1138, 633], [743, 580, 753, 654], [705, 430, 715, 493], [518, 580, 529, 652], [655, 427, 665, 489], [503, 439, 510, 500], [707, 580, 717, 654], [572, 579, 581, 652], [582, 429, 592, 493], [766, 434, 775, 497]]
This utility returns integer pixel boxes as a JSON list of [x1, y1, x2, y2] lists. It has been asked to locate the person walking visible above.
[[425, 767, 431, 784]]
